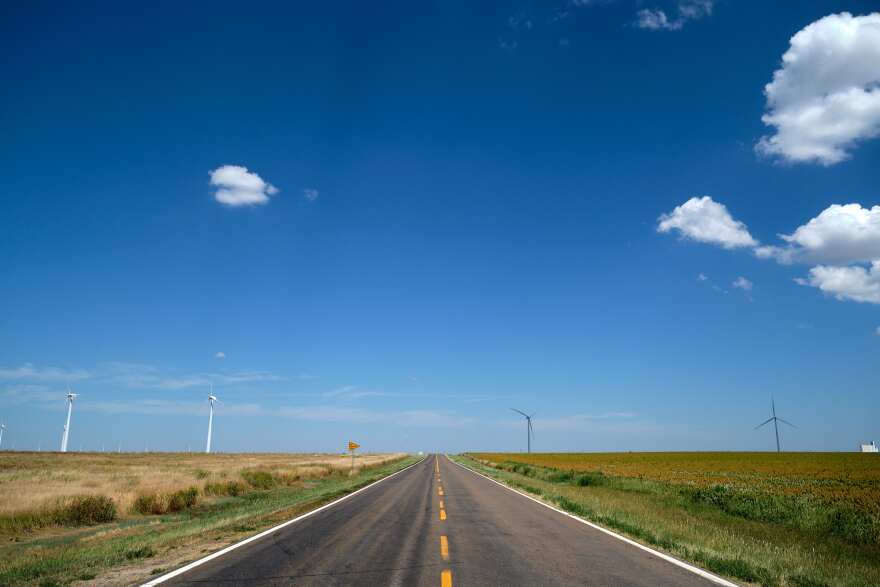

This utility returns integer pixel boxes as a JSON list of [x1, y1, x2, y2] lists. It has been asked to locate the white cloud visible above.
[[209, 165, 279, 207], [0, 363, 90, 382], [214, 352, 226, 360], [732, 276, 753, 290], [795, 262, 880, 304], [697, 273, 708, 281], [636, 10, 680, 30], [303, 188, 319, 202], [636, 1, 713, 31], [875, 325, 880, 336], [759, 204, 880, 265], [657, 196, 758, 249], [756, 12, 880, 165]]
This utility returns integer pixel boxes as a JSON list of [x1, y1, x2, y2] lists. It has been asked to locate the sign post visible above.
[[348, 440, 360, 472]]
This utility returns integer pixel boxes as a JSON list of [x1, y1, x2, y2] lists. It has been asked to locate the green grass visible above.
[[0, 455, 417, 586], [453, 454, 880, 587]]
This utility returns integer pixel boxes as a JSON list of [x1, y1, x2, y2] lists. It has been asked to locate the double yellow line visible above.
[[436, 455, 452, 587]]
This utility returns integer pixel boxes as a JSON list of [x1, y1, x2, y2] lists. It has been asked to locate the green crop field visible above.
[[459, 452, 880, 587]]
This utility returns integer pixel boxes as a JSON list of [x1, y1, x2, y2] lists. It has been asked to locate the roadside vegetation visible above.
[[457, 452, 880, 587], [0, 452, 414, 586]]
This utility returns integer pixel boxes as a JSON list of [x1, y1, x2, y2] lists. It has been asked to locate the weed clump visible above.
[[133, 487, 199, 515], [125, 545, 155, 560], [241, 470, 276, 489], [60, 495, 117, 525], [204, 480, 246, 497]]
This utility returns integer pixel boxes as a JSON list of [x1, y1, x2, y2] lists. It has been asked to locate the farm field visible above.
[[461, 452, 880, 587], [0, 451, 414, 585]]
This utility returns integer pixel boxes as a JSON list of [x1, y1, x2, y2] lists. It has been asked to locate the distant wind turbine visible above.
[[754, 397, 796, 452], [0, 424, 5, 449], [61, 388, 78, 453], [206, 386, 221, 454], [510, 408, 535, 453]]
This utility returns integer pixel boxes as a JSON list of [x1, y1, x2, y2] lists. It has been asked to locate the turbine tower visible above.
[[510, 408, 535, 453], [205, 386, 220, 454], [60, 388, 78, 453], [754, 396, 796, 452], [0, 424, 5, 449]]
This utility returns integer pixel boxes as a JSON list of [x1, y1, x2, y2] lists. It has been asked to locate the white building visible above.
[[861, 441, 878, 453]]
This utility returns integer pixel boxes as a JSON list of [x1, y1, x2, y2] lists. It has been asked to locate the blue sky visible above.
[[2, 1, 879, 453]]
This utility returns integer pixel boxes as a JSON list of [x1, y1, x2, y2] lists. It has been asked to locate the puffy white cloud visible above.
[[636, 1, 713, 31], [657, 196, 758, 249], [209, 165, 279, 207], [795, 262, 880, 304], [733, 276, 753, 290], [697, 273, 708, 281], [214, 352, 226, 360], [756, 12, 880, 165], [757, 204, 880, 265]]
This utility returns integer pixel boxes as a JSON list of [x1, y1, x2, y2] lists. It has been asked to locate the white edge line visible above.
[[445, 455, 739, 587], [141, 455, 428, 586]]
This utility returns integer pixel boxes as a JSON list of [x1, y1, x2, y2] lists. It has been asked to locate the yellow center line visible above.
[[439, 508, 447, 520], [439, 499, 444, 509], [438, 487, 444, 496], [441, 569, 453, 587], [440, 535, 449, 560]]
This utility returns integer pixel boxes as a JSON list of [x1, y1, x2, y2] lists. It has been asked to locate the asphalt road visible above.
[[162, 455, 724, 586]]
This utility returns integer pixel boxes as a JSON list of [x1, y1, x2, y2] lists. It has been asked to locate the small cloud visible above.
[[875, 326, 880, 336], [303, 188, 319, 202], [636, 9, 681, 31], [796, 262, 880, 304], [209, 165, 278, 207], [759, 204, 880, 266], [214, 352, 226, 360], [636, 1, 713, 31], [559, 37, 571, 47], [732, 276, 753, 291], [658, 196, 757, 249], [697, 273, 708, 281]]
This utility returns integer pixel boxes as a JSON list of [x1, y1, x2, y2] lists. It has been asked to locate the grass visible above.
[[0, 452, 415, 585], [458, 452, 880, 587]]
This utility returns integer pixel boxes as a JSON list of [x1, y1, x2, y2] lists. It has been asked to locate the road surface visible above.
[[162, 454, 724, 586]]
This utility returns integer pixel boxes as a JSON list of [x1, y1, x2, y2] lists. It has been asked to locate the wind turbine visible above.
[[754, 396, 796, 452], [206, 386, 221, 454], [510, 408, 535, 453], [60, 388, 78, 453], [0, 424, 5, 450]]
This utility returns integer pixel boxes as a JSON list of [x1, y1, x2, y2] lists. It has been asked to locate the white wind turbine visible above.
[[61, 387, 78, 453], [205, 385, 221, 454], [0, 424, 5, 449]]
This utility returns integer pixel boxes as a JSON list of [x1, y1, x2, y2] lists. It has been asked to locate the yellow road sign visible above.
[[348, 441, 360, 451]]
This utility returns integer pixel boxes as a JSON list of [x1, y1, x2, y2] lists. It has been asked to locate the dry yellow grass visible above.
[[0, 452, 404, 519]]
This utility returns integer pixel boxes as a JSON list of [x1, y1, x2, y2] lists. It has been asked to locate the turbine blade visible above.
[[528, 419, 535, 439], [754, 417, 773, 430], [510, 408, 529, 418], [777, 418, 796, 428]]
